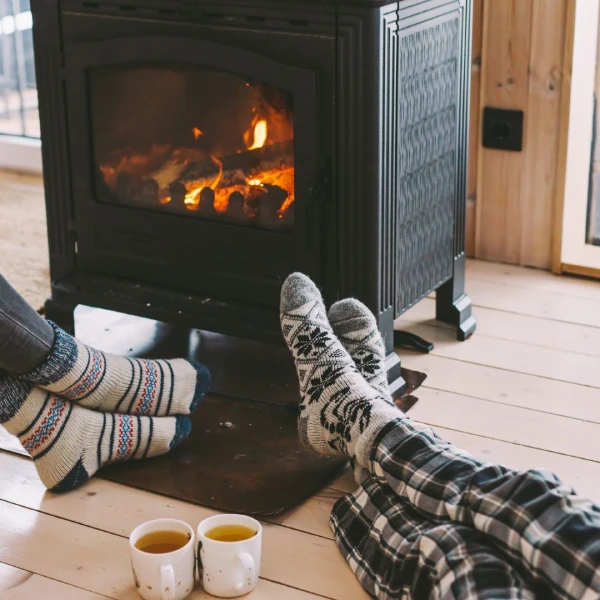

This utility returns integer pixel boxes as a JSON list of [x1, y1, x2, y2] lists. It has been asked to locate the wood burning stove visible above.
[[33, 0, 475, 397]]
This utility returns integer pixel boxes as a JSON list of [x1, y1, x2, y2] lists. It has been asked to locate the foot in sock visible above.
[[20, 321, 211, 417], [280, 273, 400, 466], [329, 298, 393, 401], [0, 374, 190, 492], [329, 298, 396, 484]]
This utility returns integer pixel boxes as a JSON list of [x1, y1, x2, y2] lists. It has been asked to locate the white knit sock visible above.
[[0, 375, 190, 492], [329, 298, 391, 399], [329, 298, 398, 483], [280, 273, 401, 467], [22, 322, 210, 417]]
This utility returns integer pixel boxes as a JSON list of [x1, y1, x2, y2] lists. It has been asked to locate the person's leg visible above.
[[19, 319, 211, 417], [331, 475, 536, 600], [329, 297, 395, 485], [0, 372, 191, 492], [0, 271, 55, 374], [0, 271, 211, 416], [280, 273, 400, 460], [368, 420, 600, 599], [329, 298, 391, 399], [280, 274, 600, 599]]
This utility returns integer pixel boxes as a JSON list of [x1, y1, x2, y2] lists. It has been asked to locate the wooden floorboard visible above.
[[0, 563, 109, 600], [403, 296, 600, 358], [401, 352, 600, 424], [466, 259, 600, 300], [0, 452, 362, 600], [398, 320, 600, 388], [2, 257, 600, 597], [410, 387, 600, 462], [435, 427, 600, 501], [0, 500, 329, 600], [459, 278, 600, 328]]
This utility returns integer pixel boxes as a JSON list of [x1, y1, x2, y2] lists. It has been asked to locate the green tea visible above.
[[135, 530, 191, 554], [205, 524, 256, 542]]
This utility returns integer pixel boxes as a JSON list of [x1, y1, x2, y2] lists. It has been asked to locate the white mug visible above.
[[197, 514, 262, 598], [129, 518, 196, 600]]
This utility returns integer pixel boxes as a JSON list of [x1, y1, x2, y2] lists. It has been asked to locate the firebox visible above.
[[32, 0, 476, 396]]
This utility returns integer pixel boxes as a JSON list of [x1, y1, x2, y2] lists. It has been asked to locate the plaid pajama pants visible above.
[[331, 419, 600, 599]]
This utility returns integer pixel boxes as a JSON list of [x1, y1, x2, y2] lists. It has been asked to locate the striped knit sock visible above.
[[280, 273, 400, 466], [0, 373, 191, 492], [20, 322, 211, 417]]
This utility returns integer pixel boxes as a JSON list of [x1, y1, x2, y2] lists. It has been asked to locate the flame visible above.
[[209, 156, 224, 190], [278, 194, 295, 215], [214, 188, 230, 212], [247, 119, 267, 150], [159, 190, 172, 205], [184, 188, 202, 209], [99, 102, 296, 227]]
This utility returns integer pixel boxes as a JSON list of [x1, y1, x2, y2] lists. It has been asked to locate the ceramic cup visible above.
[[129, 518, 196, 600], [197, 514, 263, 598]]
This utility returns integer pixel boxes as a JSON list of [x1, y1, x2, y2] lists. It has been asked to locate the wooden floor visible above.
[[2, 260, 600, 599]]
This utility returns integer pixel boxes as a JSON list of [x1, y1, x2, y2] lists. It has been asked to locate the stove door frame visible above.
[[64, 35, 318, 307]]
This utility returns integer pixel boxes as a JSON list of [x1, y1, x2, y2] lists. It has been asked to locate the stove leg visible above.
[[44, 297, 76, 335], [435, 255, 476, 341], [379, 310, 407, 398], [385, 351, 407, 399]]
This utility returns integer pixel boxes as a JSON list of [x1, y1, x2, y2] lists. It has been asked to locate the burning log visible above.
[[226, 192, 250, 225], [199, 189, 220, 218], [141, 179, 159, 205], [116, 172, 141, 203], [256, 185, 288, 230], [169, 181, 187, 207], [178, 140, 293, 185], [245, 182, 268, 218]]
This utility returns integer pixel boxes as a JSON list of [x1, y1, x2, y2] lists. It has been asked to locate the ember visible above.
[[98, 84, 295, 232]]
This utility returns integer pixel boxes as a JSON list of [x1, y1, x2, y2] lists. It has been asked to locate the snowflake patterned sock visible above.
[[20, 321, 211, 417], [280, 273, 400, 466], [328, 298, 392, 399], [0, 373, 191, 492], [329, 298, 398, 484]]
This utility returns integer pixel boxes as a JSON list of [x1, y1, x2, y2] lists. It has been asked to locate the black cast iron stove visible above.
[[32, 0, 476, 396]]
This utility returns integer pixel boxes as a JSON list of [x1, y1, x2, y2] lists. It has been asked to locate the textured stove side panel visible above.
[[392, 0, 466, 316], [335, 0, 470, 332]]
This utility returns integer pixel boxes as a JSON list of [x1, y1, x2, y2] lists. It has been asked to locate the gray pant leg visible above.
[[0, 272, 54, 373]]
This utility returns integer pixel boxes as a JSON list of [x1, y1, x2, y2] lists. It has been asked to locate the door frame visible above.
[[554, 0, 600, 275]]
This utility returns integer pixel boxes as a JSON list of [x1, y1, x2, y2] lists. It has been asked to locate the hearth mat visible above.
[[0, 308, 426, 515]]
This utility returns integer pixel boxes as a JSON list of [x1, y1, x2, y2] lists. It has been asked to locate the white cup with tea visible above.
[[197, 514, 262, 598], [129, 518, 196, 600]]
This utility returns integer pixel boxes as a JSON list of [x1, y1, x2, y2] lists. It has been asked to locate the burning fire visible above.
[[183, 154, 223, 209], [245, 118, 268, 150], [99, 109, 294, 228]]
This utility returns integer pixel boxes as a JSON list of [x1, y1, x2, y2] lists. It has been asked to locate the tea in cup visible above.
[[130, 518, 196, 600], [197, 514, 262, 598]]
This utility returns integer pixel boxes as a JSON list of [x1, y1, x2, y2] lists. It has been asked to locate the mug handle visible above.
[[160, 564, 175, 600], [234, 552, 256, 591]]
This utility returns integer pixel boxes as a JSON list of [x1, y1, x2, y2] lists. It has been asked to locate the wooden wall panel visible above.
[[469, 0, 569, 269], [475, 0, 534, 264], [520, 0, 567, 267]]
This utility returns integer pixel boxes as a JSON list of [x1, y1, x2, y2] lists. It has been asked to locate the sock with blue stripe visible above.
[[0, 373, 191, 492], [20, 321, 211, 417]]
